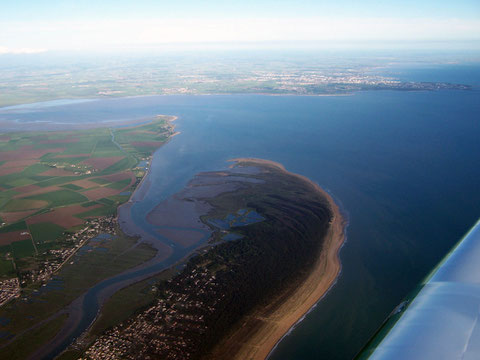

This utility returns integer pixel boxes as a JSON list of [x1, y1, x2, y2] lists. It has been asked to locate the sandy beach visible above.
[[212, 158, 346, 360]]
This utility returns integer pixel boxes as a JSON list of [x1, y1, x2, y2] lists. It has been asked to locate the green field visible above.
[[1, 199, 47, 212], [25, 189, 88, 208], [106, 178, 131, 190], [98, 198, 115, 205], [81, 201, 98, 208], [77, 204, 117, 218], [99, 156, 137, 175], [11, 239, 36, 258], [90, 178, 110, 185], [0, 258, 15, 277], [0, 116, 174, 278], [0, 314, 68, 360], [0, 221, 27, 234], [61, 184, 83, 191], [28, 223, 65, 244], [35, 176, 85, 188]]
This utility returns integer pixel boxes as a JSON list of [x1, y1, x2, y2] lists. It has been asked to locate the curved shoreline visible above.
[[20, 152, 345, 360], [220, 158, 346, 360]]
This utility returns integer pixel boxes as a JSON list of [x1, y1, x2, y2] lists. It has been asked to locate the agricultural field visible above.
[[0, 115, 175, 279]]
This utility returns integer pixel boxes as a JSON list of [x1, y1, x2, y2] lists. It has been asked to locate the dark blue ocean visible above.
[[0, 64, 479, 359]]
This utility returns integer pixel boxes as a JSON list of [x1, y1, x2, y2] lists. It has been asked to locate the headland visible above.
[[82, 158, 346, 360]]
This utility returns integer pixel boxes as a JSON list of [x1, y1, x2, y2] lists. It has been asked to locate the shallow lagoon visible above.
[[1, 65, 479, 359]]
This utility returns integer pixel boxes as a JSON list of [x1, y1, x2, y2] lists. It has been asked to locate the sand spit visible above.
[[213, 158, 346, 360]]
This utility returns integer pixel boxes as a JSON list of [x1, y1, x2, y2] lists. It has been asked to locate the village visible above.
[[0, 216, 117, 307], [0, 278, 20, 307], [23, 215, 117, 285], [82, 264, 225, 360]]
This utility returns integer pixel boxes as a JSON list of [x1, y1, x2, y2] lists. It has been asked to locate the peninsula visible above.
[[83, 158, 346, 359]]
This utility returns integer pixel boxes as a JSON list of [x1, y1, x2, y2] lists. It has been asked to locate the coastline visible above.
[[0, 93, 353, 110], [76, 157, 345, 359], [127, 114, 178, 202], [215, 158, 346, 360], [13, 115, 179, 360]]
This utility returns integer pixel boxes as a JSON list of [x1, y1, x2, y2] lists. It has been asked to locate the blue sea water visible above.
[[0, 64, 479, 359], [376, 63, 480, 89]]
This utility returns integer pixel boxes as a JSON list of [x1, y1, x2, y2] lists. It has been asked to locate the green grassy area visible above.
[[11, 239, 36, 258], [1, 198, 46, 212], [0, 258, 15, 278], [28, 223, 65, 244], [99, 157, 137, 175], [22, 164, 52, 176], [113, 120, 172, 159], [33, 143, 67, 150], [0, 230, 157, 355], [0, 245, 10, 255], [106, 178, 131, 190], [81, 201, 98, 208], [25, 190, 88, 208], [59, 139, 97, 155], [60, 184, 83, 191], [0, 164, 56, 188], [98, 198, 114, 205], [0, 190, 17, 204], [87, 269, 174, 338], [107, 194, 131, 203], [0, 314, 68, 360], [90, 178, 110, 185], [35, 176, 85, 188], [4, 177, 37, 188], [29, 175, 55, 182], [0, 176, 26, 190], [0, 117, 173, 279], [0, 221, 27, 234], [77, 204, 117, 218], [58, 242, 156, 295], [90, 135, 121, 157], [47, 156, 89, 165]]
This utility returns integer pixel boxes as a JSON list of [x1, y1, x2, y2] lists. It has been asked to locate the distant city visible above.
[[0, 51, 472, 107]]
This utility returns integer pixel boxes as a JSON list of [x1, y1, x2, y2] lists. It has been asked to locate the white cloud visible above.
[[0, 17, 479, 51], [0, 46, 47, 54]]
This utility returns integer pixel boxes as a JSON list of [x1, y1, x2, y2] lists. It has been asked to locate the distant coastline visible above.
[[0, 74, 471, 111]]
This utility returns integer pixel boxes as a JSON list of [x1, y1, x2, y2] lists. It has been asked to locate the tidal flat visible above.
[[81, 158, 345, 359]]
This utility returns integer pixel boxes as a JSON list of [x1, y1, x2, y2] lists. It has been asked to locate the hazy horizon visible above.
[[1, 0, 479, 54]]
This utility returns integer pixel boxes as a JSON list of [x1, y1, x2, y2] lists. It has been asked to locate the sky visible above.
[[1, 0, 479, 53]]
